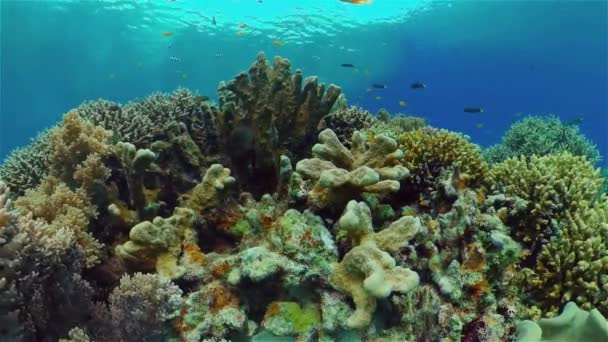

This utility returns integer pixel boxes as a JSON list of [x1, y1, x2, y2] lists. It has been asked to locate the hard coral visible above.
[[526, 198, 608, 316], [484, 115, 601, 165], [400, 127, 488, 190], [217, 52, 341, 196], [369, 114, 426, 141], [486, 153, 603, 251], [317, 106, 376, 147], [183, 164, 236, 213], [296, 129, 409, 210]]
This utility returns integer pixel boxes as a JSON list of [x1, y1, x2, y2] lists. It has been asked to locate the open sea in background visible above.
[[1, 0, 606, 166]]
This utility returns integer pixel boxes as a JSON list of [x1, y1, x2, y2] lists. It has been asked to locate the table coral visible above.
[[296, 129, 409, 210]]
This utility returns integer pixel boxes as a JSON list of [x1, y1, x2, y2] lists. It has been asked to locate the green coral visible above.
[[483, 116, 601, 165], [516, 302, 608, 341], [263, 301, 321, 336], [369, 114, 426, 141]]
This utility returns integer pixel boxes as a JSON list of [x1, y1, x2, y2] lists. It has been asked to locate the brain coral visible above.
[[483, 115, 601, 165], [399, 127, 488, 189], [486, 153, 603, 250]]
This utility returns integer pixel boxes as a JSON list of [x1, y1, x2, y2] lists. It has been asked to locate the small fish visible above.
[[162, 31, 173, 37], [212, 16, 216, 25], [236, 31, 247, 36], [168, 0, 176, 2], [169, 56, 181, 62], [399, 100, 407, 107], [215, 53, 224, 58], [272, 40, 284, 46], [372, 83, 387, 89], [340, 0, 372, 4], [410, 82, 426, 89], [239, 23, 248, 28], [364, 68, 369, 76], [258, 0, 263, 2], [181, 73, 188, 80], [340, 63, 355, 68], [108, 73, 115, 80], [375, 96, 382, 100], [365, 87, 372, 92], [476, 123, 484, 129], [464, 107, 484, 113], [353, 68, 359, 73]]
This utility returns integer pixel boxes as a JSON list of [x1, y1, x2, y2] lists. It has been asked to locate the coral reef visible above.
[[1, 54, 606, 342], [484, 115, 601, 165]]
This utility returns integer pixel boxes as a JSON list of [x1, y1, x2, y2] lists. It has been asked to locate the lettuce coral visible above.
[[484, 116, 601, 165]]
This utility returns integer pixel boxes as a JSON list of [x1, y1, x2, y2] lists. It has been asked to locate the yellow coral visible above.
[[14, 176, 102, 267], [49, 112, 112, 184], [400, 127, 488, 188], [528, 198, 608, 317], [73, 153, 110, 192], [486, 153, 603, 246], [183, 164, 236, 213]]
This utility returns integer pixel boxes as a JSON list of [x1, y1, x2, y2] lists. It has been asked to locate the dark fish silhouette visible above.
[[340, 63, 355, 68], [464, 107, 484, 113], [212, 16, 217, 25], [410, 82, 426, 89], [372, 83, 387, 89]]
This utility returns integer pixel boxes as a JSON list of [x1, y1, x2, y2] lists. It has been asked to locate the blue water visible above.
[[1, 0, 607, 166]]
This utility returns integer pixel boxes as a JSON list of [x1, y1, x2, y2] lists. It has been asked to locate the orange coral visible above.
[[210, 285, 239, 312], [184, 243, 206, 265], [211, 261, 232, 278], [462, 243, 485, 272]]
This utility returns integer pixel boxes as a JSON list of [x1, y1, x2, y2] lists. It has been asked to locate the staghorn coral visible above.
[[295, 129, 409, 210], [109, 273, 183, 341], [183, 164, 236, 214], [400, 127, 488, 191], [525, 198, 608, 316], [485, 153, 603, 252], [515, 302, 608, 341], [14, 176, 102, 267], [0, 130, 52, 196], [330, 200, 420, 329], [317, 106, 376, 147], [217, 52, 341, 196], [48, 112, 112, 186], [483, 115, 601, 165]]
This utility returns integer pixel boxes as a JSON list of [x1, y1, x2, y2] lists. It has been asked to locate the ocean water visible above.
[[1, 1, 608, 341], [1, 0, 606, 165]]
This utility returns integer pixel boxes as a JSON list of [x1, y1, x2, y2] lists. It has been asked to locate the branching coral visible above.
[[317, 106, 376, 147], [217, 52, 341, 196], [14, 176, 102, 267], [485, 153, 603, 251], [296, 129, 409, 210], [0, 130, 52, 196], [400, 127, 488, 190], [525, 199, 608, 316], [483, 116, 601, 165], [109, 273, 183, 341]]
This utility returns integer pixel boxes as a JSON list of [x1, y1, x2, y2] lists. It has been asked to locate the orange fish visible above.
[[236, 31, 247, 36], [340, 0, 371, 4], [162, 31, 173, 37], [272, 40, 284, 46]]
